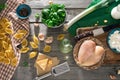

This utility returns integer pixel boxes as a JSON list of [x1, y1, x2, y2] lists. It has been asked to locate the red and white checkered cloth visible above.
[[0, 0, 29, 80]]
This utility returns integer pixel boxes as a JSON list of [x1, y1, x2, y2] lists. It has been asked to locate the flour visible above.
[[108, 30, 120, 52]]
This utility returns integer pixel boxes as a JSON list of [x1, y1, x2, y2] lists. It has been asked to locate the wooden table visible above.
[[11, 0, 120, 80]]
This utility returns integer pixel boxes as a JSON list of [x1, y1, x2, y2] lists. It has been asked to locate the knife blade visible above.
[[75, 24, 120, 41]]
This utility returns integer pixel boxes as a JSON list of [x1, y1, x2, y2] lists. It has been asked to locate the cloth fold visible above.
[[0, 0, 29, 80], [68, 0, 120, 36]]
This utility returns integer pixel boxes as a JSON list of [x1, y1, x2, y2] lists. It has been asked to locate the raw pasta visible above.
[[0, 18, 18, 67]]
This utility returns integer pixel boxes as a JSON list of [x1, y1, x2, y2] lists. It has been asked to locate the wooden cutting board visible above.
[[77, 28, 120, 65]]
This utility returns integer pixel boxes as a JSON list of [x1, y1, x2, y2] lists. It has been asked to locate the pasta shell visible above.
[[11, 57, 18, 67], [0, 18, 17, 66], [8, 44, 13, 50], [0, 33, 5, 39], [3, 58, 10, 65], [29, 51, 37, 59], [14, 33, 24, 39], [0, 24, 3, 29], [0, 44, 4, 51], [0, 52, 4, 57], [17, 30, 27, 34], [5, 50, 10, 57], [22, 39, 28, 47], [20, 47, 29, 53], [4, 22, 11, 28], [5, 28, 13, 34], [1, 18, 9, 23], [33, 35, 39, 45], [30, 42, 38, 49], [2, 41, 9, 49], [43, 45, 51, 53], [57, 34, 65, 40], [0, 56, 4, 63], [5, 50, 15, 59]]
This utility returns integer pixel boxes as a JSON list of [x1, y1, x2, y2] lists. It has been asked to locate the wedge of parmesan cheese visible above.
[[36, 58, 49, 71], [34, 53, 60, 76]]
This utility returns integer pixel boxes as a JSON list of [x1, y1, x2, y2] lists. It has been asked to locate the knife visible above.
[[75, 24, 120, 41]]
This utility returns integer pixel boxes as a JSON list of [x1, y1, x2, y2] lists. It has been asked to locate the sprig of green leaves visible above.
[[0, 4, 7, 11]]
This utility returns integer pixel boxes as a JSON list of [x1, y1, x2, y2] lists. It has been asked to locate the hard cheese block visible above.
[[34, 53, 60, 76], [68, 0, 120, 36]]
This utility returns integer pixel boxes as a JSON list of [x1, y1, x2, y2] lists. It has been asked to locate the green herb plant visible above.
[[41, 4, 66, 28], [0, 4, 7, 12], [35, 13, 40, 22]]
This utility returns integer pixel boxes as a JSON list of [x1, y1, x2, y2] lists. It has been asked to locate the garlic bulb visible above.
[[111, 4, 120, 19]]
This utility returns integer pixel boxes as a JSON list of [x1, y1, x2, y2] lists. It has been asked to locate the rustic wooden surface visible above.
[[96, 33, 120, 64], [11, 0, 120, 80]]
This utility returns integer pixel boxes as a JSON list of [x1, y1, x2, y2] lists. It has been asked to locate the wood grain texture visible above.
[[11, 0, 120, 80], [26, 0, 92, 8], [29, 9, 84, 22], [42, 66, 117, 80], [11, 23, 120, 80]]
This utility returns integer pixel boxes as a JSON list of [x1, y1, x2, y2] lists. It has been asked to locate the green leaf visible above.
[[35, 13, 40, 19], [115, 0, 119, 2], [42, 9, 50, 16], [58, 4, 65, 9], [0, 4, 6, 11], [52, 12, 58, 18], [50, 4, 59, 12], [42, 3, 66, 28], [48, 20, 53, 27]]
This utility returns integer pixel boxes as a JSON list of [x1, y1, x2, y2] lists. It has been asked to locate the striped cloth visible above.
[[0, 0, 29, 80]]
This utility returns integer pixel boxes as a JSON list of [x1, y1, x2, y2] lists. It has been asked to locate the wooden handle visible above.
[[75, 31, 93, 41]]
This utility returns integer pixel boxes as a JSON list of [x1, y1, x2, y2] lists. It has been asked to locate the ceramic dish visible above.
[[41, 4, 66, 28], [107, 28, 120, 54], [73, 37, 105, 70], [16, 4, 31, 19]]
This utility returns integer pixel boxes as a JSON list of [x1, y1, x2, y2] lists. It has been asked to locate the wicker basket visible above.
[[73, 37, 105, 70]]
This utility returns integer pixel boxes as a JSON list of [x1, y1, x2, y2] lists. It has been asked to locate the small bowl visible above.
[[73, 37, 105, 70], [41, 4, 66, 28], [16, 4, 31, 19], [107, 28, 120, 54]]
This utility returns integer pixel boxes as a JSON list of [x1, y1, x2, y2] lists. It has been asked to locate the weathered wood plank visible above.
[[11, 0, 120, 80], [11, 22, 120, 80], [26, 0, 92, 8], [29, 9, 84, 22], [12, 66, 120, 80], [42, 66, 118, 80]]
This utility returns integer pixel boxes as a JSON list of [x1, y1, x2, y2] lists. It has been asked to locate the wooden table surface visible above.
[[11, 0, 120, 80]]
